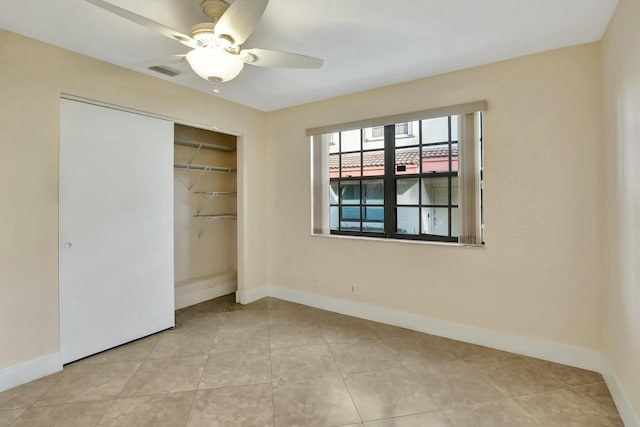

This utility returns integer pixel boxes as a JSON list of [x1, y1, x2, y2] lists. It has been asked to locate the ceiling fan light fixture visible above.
[[215, 34, 234, 49], [186, 47, 244, 82]]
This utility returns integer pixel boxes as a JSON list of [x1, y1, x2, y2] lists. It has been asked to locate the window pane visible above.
[[421, 117, 449, 144], [340, 153, 361, 177], [395, 147, 420, 175], [396, 122, 409, 135], [451, 143, 458, 172], [397, 207, 419, 234], [341, 206, 360, 221], [363, 127, 384, 150], [422, 144, 450, 173], [364, 206, 384, 222], [329, 181, 338, 204], [340, 181, 360, 204], [330, 206, 339, 230], [395, 121, 419, 147], [397, 179, 419, 205], [451, 207, 459, 237], [363, 221, 384, 233], [451, 176, 458, 205], [362, 150, 384, 177], [363, 179, 384, 205], [340, 221, 360, 231], [422, 207, 449, 236], [327, 132, 340, 154], [451, 116, 458, 141], [340, 129, 361, 152], [329, 154, 339, 179], [421, 177, 449, 205]]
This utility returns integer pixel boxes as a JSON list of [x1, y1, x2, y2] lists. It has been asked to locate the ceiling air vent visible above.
[[148, 65, 181, 77]]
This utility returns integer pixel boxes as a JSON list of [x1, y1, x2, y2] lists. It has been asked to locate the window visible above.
[[368, 122, 412, 140], [311, 102, 485, 245], [395, 122, 410, 136]]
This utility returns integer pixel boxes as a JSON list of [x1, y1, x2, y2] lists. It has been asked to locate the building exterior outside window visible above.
[[323, 114, 482, 243]]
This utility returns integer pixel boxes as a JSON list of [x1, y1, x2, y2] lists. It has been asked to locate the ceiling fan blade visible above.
[[84, 0, 198, 48], [214, 0, 269, 46], [242, 48, 323, 68]]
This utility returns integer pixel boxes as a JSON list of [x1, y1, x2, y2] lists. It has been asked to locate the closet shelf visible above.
[[174, 163, 236, 173], [194, 192, 237, 216], [193, 214, 238, 221], [174, 138, 235, 153], [193, 191, 237, 197]]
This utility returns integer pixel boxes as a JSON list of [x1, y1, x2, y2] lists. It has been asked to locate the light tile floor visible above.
[[0, 295, 625, 426]]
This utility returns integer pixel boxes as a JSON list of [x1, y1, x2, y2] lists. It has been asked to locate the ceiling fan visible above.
[[84, 0, 324, 84]]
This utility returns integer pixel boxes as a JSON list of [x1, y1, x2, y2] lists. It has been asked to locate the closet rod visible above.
[[193, 214, 238, 221], [174, 163, 236, 173], [174, 139, 235, 152], [193, 191, 237, 196]]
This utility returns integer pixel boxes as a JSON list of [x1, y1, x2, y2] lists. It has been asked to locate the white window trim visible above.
[[306, 100, 487, 137]]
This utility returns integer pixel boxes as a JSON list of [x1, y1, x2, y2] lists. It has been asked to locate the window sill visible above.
[[310, 232, 485, 248]]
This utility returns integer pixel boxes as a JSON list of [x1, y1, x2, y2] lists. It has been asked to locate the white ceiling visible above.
[[0, 0, 618, 111]]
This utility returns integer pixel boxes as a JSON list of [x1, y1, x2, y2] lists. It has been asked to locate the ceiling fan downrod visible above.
[[201, 0, 230, 23]]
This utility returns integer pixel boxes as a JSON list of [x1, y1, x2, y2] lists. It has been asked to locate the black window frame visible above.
[[329, 116, 463, 243], [329, 129, 386, 237]]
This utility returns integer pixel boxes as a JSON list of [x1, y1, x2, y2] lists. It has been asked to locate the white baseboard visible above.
[[251, 285, 603, 372], [175, 271, 237, 310], [602, 359, 640, 427], [237, 285, 271, 305], [0, 352, 62, 392]]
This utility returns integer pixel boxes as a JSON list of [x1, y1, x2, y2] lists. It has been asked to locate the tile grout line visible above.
[[113, 334, 161, 400], [183, 305, 225, 426], [177, 303, 229, 427], [324, 321, 365, 425], [21, 374, 65, 414], [507, 396, 549, 426], [16, 356, 143, 422], [92, 398, 117, 427], [10, 361, 70, 416], [180, 392, 198, 427], [5, 407, 27, 427], [170, 305, 224, 427]]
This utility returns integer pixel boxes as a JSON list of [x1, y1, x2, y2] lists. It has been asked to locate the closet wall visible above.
[[174, 124, 238, 309]]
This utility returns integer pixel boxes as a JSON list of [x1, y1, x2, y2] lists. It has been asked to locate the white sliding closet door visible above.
[[59, 99, 174, 364]]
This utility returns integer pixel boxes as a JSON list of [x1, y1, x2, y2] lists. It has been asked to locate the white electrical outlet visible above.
[[351, 285, 357, 295]]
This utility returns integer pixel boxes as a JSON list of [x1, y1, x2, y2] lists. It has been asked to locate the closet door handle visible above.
[[64, 242, 73, 249]]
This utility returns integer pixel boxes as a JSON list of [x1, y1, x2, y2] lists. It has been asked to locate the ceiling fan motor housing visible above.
[[201, 0, 230, 22], [190, 22, 216, 47]]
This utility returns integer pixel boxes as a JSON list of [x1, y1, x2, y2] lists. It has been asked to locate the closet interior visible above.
[[173, 124, 237, 309]]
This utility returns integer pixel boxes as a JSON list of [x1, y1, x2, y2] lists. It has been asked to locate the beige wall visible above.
[[602, 0, 640, 418], [0, 29, 267, 369], [266, 44, 604, 351]]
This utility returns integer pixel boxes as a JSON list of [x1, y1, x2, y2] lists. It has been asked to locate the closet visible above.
[[173, 124, 238, 309], [59, 99, 238, 364]]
